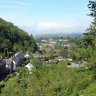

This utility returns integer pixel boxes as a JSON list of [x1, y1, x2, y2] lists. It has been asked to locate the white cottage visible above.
[[12, 52, 25, 71], [13, 52, 25, 66], [24, 54, 30, 58], [25, 63, 33, 71]]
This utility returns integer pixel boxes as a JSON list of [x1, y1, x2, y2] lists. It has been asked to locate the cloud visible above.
[[32, 21, 84, 33], [21, 20, 90, 35], [33, 22, 63, 31], [0, 0, 32, 6], [0, 0, 49, 8], [0, 0, 27, 5], [0, 5, 25, 9]]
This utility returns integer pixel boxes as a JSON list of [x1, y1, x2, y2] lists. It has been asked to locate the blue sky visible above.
[[0, 0, 92, 35]]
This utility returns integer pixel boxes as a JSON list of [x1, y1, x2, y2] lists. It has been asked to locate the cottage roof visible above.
[[4, 59, 13, 65]]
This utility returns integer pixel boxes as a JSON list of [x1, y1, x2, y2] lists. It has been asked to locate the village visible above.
[[35, 37, 87, 67], [0, 36, 87, 81], [0, 0, 96, 95]]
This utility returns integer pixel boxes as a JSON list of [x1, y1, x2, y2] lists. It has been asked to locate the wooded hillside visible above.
[[0, 18, 38, 56]]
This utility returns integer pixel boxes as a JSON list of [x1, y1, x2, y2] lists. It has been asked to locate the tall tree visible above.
[[83, 0, 96, 72], [83, 0, 96, 49]]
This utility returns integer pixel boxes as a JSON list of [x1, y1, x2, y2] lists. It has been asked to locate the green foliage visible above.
[[80, 81, 96, 96], [68, 37, 82, 46], [0, 61, 95, 96], [82, 1, 96, 72], [0, 18, 38, 56], [44, 49, 55, 59], [1, 1, 96, 96], [59, 47, 68, 58]]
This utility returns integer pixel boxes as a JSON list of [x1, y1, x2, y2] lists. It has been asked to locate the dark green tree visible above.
[[83, 0, 96, 49]]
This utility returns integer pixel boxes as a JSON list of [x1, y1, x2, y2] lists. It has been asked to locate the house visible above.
[[0, 52, 25, 73], [4, 59, 13, 73], [0, 59, 6, 74], [25, 63, 33, 71], [67, 63, 80, 68], [67, 58, 72, 61], [24, 53, 30, 58], [12, 52, 25, 66], [54, 56, 65, 61]]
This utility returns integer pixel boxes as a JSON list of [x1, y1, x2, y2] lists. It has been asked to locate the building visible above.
[[54, 56, 65, 61], [25, 63, 33, 71], [24, 53, 30, 58], [4, 52, 25, 71], [4, 59, 13, 73], [0, 59, 6, 74], [12, 52, 25, 67]]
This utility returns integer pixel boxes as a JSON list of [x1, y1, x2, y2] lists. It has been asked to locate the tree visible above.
[[59, 47, 68, 58], [83, 0, 96, 49], [83, 0, 96, 72]]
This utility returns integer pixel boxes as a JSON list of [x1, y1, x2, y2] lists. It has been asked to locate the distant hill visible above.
[[0, 18, 38, 56], [34, 33, 83, 39]]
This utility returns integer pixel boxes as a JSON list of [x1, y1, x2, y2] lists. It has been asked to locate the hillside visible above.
[[0, 18, 38, 56]]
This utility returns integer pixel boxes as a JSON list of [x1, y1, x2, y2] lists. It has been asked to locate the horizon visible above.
[[0, 0, 92, 35]]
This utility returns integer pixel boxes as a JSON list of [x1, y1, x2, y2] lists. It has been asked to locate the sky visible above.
[[0, 0, 92, 35]]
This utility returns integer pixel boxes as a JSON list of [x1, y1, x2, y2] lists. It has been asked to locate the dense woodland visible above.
[[0, 18, 38, 57], [1, 1, 96, 96]]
